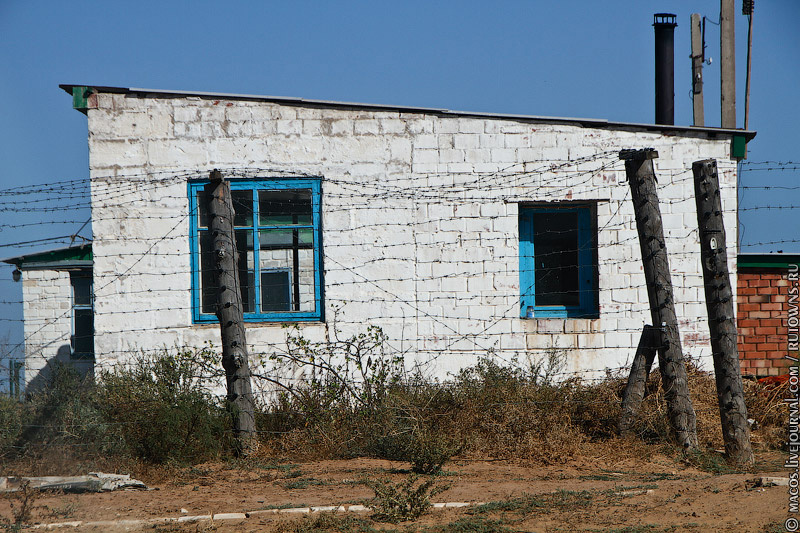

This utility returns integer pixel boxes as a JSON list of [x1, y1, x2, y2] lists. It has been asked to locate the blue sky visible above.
[[0, 0, 798, 348]]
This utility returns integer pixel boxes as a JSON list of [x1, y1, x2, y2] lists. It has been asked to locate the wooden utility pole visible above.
[[619, 325, 660, 436], [204, 169, 257, 455], [743, 0, 754, 131], [692, 159, 754, 464], [690, 13, 705, 127], [720, 0, 736, 128], [620, 149, 698, 450]]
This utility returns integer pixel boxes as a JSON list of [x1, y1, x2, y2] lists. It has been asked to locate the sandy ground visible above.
[[0, 450, 791, 532]]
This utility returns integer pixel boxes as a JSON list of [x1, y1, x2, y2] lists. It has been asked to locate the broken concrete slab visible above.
[[757, 477, 790, 487], [0, 472, 148, 493]]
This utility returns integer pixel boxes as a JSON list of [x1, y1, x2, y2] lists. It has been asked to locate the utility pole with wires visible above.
[[204, 169, 257, 455], [690, 13, 705, 126], [620, 148, 699, 450], [692, 159, 754, 465], [743, 0, 754, 131], [720, 0, 736, 129]]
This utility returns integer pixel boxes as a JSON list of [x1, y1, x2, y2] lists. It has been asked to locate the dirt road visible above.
[[1, 450, 789, 532]]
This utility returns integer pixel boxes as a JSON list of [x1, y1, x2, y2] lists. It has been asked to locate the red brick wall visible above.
[[737, 269, 791, 376]]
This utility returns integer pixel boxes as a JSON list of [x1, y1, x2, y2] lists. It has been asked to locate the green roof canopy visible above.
[[738, 253, 800, 270], [2, 245, 92, 270]]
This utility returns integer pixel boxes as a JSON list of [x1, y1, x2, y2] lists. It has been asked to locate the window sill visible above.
[[521, 317, 599, 334], [191, 319, 326, 327], [521, 308, 599, 320]]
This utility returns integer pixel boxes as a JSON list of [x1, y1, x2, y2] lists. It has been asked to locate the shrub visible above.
[[0, 395, 27, 461], [1, 363, 122, 471], [448, 352, 586, 464], [366, 474, 447, 522], [98, 350, 229, 464], [0, 480, 39, 532], [5, 326, 788, 473], [369, 424, 461, 475]]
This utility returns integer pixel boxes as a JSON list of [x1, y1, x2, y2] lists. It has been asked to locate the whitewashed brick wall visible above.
[[21, 270, 91, 388], [73, 91, 738, 383]]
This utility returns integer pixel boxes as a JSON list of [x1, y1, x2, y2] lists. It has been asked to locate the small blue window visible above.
[[189, 178, 323, 323], [519, 205, 597, 318], [70, 271, 94, 359]]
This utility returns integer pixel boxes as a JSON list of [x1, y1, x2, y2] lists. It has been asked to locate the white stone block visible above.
[[454, 134, 479, 149], [413, 149, 438, 165], [276, 120, 301, 135], [490, 148, 516, 163], [354, 120, 380, 135], [434, 120, 458, 134]]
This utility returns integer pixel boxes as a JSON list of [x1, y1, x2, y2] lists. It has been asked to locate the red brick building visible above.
[[737, 254, 800, 377]]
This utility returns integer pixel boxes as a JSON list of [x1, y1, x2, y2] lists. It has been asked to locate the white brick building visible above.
[[7, 85, 754, 391]]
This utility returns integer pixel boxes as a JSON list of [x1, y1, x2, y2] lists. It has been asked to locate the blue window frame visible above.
[[70, 270, 94, 359], [519, 204, 597, 318], [189, 178, 323, 323]]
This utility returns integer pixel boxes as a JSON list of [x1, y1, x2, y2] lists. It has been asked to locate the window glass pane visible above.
[[235, 229, 255, 313], [259, 229, 315, 312], [296, 244, 316, 312], [533, 212, 579, 306], [261, 271, 292, 312], [232, 190, 254, 227], [71, 275, 92, 306], [298, 228, 314, 246], [202, 230, 256, 313], [197, 191, 209, 228], [73, 308, 94, 358], [260, 229, 294, 249], [259, 189, 312, 226], [199, 230, 216, 313]]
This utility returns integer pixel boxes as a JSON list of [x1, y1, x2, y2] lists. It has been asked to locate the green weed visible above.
[[366, 474, 448, 522], [281, 478, 328, 490], [273, 512, 377, 533], [681, 448, 739, 475], [471, 490, 594, 516], [419, 517, 513, 532], [46, 502, 76, 519]]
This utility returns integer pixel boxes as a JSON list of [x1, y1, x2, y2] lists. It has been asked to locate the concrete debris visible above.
[[0, 472, 149, 493], [757, 476, 790, 487]]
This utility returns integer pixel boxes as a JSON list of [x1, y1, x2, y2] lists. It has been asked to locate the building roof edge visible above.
[[59, 84, 756, 141]]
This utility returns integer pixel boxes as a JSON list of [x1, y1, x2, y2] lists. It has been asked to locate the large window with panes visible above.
[[189, 178, 322, 322]]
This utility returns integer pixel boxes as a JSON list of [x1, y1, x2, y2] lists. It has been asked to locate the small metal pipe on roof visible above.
[[653, 13, 678, 126]]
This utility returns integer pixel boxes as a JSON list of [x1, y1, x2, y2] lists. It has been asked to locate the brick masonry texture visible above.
[[738, 270, 792, 377], [21, 91, 741, 388], [21, 270, 92, 389]]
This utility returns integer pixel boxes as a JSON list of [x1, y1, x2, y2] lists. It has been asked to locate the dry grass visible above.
[[624, 361, 788, 453], [1, 350, 789, 473], [259, 355, 788, 468]]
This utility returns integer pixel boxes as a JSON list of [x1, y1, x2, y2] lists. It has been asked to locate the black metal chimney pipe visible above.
[[653, 13, 677, 125]]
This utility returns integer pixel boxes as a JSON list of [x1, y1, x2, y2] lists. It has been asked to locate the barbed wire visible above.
[[0, 158, 794, 395]]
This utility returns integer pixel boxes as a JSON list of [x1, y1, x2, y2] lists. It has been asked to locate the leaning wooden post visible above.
[[620, 149, 698, 449], [619, 325, 660, 435], [204, 169, 257, 455], [692, 159, 754, 464]]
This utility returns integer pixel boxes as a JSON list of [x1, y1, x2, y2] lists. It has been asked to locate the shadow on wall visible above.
[[25, 344, 94, 394]]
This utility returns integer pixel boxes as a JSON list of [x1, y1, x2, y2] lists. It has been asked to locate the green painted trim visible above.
[[72, 86, 93, 113], [732, 133, 747, 159], [738, 254, 800, 269], [3, 245, 92, 268]]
